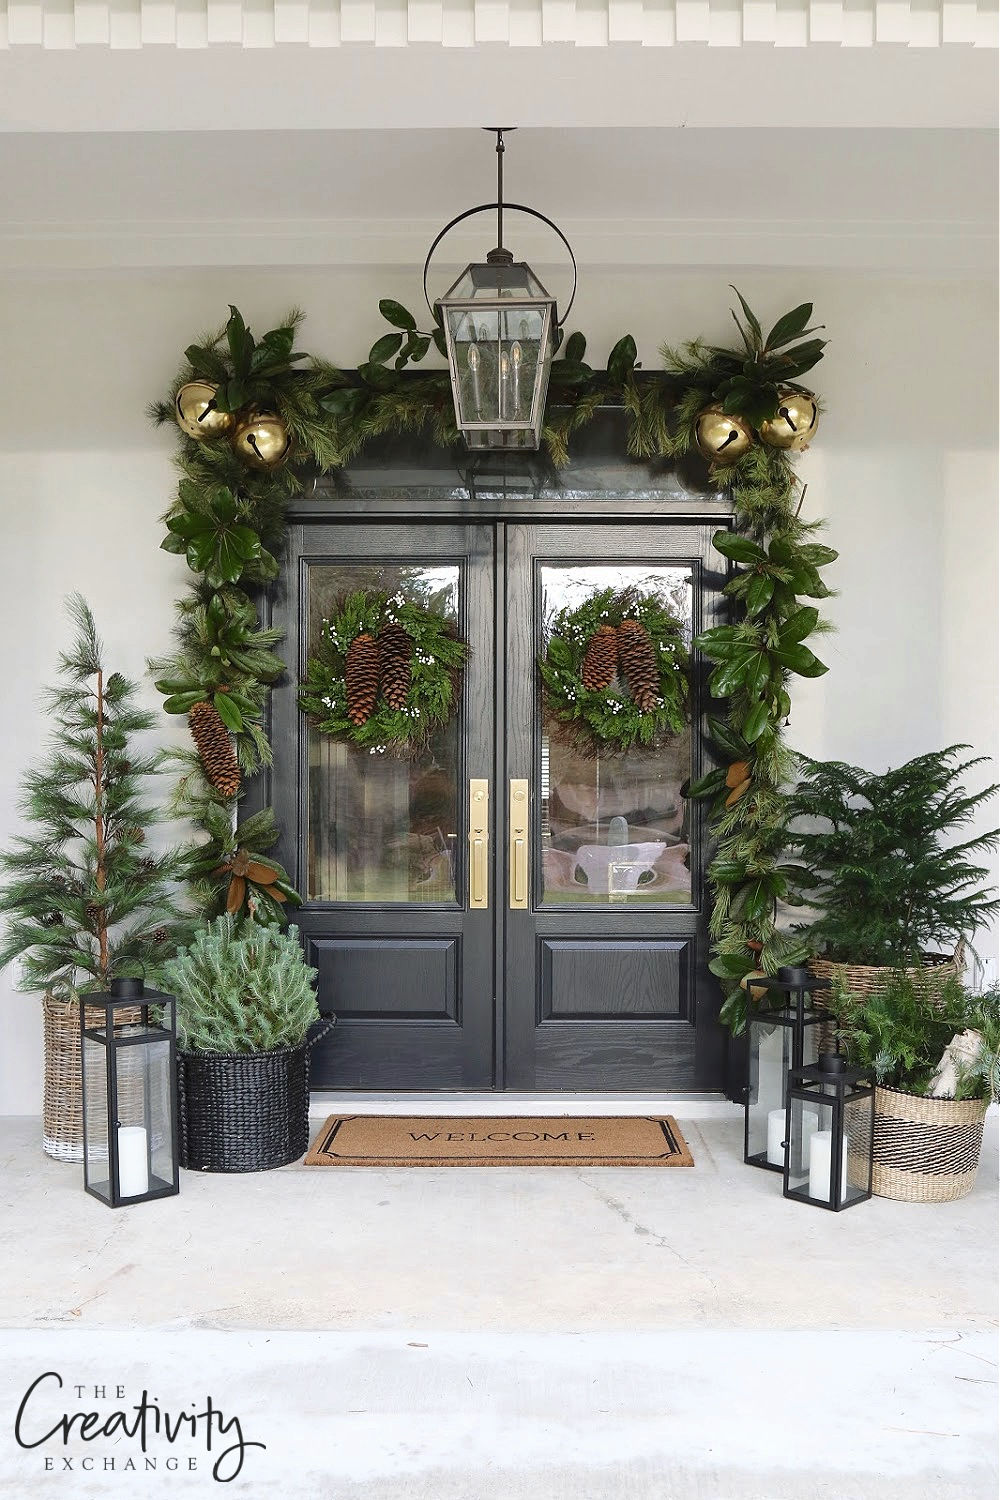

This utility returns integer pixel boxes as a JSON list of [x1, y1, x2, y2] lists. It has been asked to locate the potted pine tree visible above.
[[0, 597, 188, 1159], [786, 745, 999, 996], [162, 916, 329, 1171]]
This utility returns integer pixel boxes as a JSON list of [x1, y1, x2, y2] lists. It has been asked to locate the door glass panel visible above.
[[539, 564, 693, 906], [307, 563, 461, 904]]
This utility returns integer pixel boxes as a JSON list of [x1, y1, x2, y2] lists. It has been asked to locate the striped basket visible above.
[[871, 1086, 988, 1203], [42, 993, 142, 1162]]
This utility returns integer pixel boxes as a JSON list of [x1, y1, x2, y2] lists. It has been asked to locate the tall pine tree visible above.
[[0, 596, 189, 996]]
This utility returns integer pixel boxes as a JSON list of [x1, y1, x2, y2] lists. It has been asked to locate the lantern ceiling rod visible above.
[[421, 129, 578, 324], [487, 125, 513, 257]]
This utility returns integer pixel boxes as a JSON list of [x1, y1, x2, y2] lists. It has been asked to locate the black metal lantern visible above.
[[783, 1055, 875, 1211], [426, 128, 577, 452], [744, 969, 832, 1173], [79, 977, 179, 1208]]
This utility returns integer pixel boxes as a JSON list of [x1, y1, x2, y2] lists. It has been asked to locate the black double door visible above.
[[272, 517, 725, 1092]]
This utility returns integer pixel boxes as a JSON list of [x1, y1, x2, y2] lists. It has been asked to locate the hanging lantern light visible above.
[[426, 128, 577, 452]]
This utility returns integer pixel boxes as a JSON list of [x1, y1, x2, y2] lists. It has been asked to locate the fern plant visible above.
[[163, 916, 321, 1054], [786, 746, 999, 966], [835, 973, 976, 1096]]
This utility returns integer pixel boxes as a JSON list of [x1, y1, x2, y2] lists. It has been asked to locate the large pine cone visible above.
[[346, 633, 381, 726], [188, 699, 241, 799], [581, 624, 619, 692], [617, 619, 659, 712], [379, 622, 413, 711]]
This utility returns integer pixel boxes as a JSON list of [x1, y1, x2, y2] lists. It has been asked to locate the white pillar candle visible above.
[[808, 1130, 847, 1203], [766, 1108, 787, 1166], [117, 1126, 149, 1198]]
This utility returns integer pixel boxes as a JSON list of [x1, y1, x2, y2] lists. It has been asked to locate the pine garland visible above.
[[152, 292, 834, 1030]]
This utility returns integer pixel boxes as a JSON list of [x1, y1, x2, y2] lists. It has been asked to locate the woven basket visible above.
[[871, 1085, 988, 1203], [177, 1020, 332, 1173], [42, 993, 142, 1163], [808, 946, 966, 1055]]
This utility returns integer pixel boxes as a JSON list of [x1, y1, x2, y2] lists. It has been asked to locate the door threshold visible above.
[[309, 1091, 740, 1120]]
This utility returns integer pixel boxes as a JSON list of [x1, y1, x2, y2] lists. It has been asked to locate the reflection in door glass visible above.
[[539, 565, 693, 906], [307, 563, 461, 904]]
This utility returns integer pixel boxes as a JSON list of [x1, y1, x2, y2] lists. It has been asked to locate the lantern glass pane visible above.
[[747, 1018, 794, 1164], [445, 262, 551, 301], [82, 1028, 110, 1202], [787, 1094, 841, 1204], [844, 1093, 874, 1203], [445, 305, 548, 432]]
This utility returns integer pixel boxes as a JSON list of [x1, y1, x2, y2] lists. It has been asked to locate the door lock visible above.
[[509, 779, 529, 910], [469, 779, 489, 909]]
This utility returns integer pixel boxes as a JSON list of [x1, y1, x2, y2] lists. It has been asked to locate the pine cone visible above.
[[617, 619, 659, 712], [345, 633, 381, 726], [41, 911, 63, 929], [188, 700, 241, 799], [581, 625, 619, 692], [86, 901, 103, 923], [151, 927, 168, 945], [379, 623, 413, 711]]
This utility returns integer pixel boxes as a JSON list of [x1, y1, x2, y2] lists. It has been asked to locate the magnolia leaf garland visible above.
[[298, 591, 469, 755], [539, 588, 690, 757], [152, 290, 833, 1026]]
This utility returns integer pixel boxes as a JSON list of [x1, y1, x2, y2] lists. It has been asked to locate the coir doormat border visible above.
[[304, 1115, 694, 1167]]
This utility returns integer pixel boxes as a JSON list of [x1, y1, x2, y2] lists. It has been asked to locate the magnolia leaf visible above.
[[779, 606, 820, 645], [564, 331, 587, 362], [745, 574, 775, 617], [742, 699, 771, 743], [379, 299, 416, 331], [213, 692, 244, 733], [729, 286, 763, 348], [797, 543, 839, 567], [369, 333, 404, 365], [773, 642, 828, 678], [162, 691, 204, 714], [713, 531, 766, 565], [765, 303, 816, 350]]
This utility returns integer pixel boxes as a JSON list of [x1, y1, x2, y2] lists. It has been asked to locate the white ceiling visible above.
[[0, 41, 996, 137], [0, 127, 995, 275]]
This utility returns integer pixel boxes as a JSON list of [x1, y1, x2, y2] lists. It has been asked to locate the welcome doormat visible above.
[[304, 1115, 694, 1167]]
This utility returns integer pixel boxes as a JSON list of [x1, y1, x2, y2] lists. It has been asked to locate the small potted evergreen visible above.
[[163, 915, 328, 1171], [786, 745, 999, 996], [837, 974, 999, 1201], [0, 597, 187, 1160]]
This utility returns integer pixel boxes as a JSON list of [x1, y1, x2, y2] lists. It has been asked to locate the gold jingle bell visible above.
[[695, 405, 754, 466], [760, 390, 819, 451], [175, 381, 235, 441], [232, 411, 292, 471]]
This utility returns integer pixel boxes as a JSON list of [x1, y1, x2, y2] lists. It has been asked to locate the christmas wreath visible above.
[[538, 587, 690, 757], [298, 590, 469, 755]]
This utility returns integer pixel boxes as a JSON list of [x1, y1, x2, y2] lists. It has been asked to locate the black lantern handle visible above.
[[422, 202, 578, 329]]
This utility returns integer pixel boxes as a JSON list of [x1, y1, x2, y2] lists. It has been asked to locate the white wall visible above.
[[1, 266, 996, 1113]]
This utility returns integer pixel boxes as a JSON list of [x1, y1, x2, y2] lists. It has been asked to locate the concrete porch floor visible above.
[[1, 1108, 997, 1497]]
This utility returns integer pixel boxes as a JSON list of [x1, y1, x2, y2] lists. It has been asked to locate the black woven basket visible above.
[[177, 1020, 333, 1173]]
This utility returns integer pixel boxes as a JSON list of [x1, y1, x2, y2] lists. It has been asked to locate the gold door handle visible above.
[[469, 778, 489, 909], [509, 778, 529, 910]]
